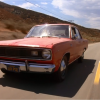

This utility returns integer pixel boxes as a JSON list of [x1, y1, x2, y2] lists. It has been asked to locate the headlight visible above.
[[31, 51, 38, 56], [42, 49, 51, 59]]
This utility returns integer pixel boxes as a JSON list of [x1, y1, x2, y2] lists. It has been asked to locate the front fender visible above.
[[52, 42, 70, 72]]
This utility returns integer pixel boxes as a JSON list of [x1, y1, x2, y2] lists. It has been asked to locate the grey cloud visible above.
[[52, 0, 100, 29]]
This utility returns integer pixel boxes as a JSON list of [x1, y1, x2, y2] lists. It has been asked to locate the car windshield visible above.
[[26, 25, 69, 38]]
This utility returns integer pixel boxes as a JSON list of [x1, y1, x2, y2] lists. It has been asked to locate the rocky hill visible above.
[[0, 1, 100, 43]]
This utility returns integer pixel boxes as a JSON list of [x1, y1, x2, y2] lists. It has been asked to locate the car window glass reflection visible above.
[[26, 25, 69, 38]]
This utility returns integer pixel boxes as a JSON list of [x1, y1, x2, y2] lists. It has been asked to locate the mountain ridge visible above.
[[0, 1, 100, 43]]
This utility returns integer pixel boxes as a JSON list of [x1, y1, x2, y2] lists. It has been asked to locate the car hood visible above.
[[0, 37, 71, 48]]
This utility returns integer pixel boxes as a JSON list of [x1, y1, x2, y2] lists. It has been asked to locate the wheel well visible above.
[[65, 53, 70, 62]]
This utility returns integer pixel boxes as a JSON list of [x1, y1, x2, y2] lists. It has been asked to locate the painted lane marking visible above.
[[94, 61, 100, 85]]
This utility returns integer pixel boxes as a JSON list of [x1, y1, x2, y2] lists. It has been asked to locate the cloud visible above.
[[52, 0, 100, 29], [18, 2, 35, 9], [86, 17, 100, 29], [13, 2, 15, 4], [41, 2, 48, 5], [0, 0, 4, 1], [35, 4, 40, 7]]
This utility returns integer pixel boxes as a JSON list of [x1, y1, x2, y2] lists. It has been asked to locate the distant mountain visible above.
[[0, 1, 100, 43], [0, 1, 66, 24]]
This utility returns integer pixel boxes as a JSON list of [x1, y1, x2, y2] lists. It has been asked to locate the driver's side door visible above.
[[71, 27, 81, 60]]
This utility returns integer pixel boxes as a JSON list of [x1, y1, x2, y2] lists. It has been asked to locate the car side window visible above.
[[75, 28, 82, 39], [71, 27, 76, 39]]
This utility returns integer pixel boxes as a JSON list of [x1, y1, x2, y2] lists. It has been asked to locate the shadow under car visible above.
[[0, 59, 96, 98]]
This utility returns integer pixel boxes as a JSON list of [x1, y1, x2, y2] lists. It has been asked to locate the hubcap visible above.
[[61, 60, 66, 77]]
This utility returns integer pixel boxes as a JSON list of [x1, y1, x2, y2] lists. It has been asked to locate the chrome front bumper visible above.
[[0, 60, 55, 73]]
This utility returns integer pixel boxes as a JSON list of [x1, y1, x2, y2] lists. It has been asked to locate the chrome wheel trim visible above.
[[61, 60, 66, 77]]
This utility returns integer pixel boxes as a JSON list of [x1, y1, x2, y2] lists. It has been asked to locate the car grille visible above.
[[0, 46, 43, 60]]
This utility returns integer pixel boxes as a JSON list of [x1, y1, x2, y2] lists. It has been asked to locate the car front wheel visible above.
[[1, 68, 9, 74], [78, 52, 84, 63], [54, 56, 68, 82]]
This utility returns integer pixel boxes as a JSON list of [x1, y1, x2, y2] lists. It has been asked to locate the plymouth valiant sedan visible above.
[[0, 24, 88, 81]]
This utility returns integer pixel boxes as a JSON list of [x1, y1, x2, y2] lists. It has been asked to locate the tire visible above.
[[54, 56, 68, 82], [78, 52, 84, 63], [1, 68, 9, 74]]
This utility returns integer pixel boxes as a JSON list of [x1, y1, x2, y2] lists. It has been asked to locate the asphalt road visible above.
[[0, 43, 100, 99]]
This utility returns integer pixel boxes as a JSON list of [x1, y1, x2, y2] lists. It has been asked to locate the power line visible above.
[[25, 0, 69, 22]]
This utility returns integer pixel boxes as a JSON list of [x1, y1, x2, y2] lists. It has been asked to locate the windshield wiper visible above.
[[41, 36, 59, 38], [28, 36, 41, 38]]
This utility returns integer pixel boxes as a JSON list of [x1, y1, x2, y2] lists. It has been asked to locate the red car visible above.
[[0, 24, 88, 81]]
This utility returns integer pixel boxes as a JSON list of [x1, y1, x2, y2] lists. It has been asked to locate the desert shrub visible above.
[[2, 19, 36, 34], [2, 19, 16, 31]]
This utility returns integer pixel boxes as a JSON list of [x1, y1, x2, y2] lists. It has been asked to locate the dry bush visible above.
[[2, 19, 36, 34], [2, 19, 15, 31]]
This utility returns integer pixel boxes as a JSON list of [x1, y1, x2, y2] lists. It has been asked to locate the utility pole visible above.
[[68, 20, 74, 23]]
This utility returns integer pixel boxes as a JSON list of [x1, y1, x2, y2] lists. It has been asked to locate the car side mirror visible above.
[[72, 34, 78, 40], [75, 34, 78, 39], [72, 35, 76, 40]]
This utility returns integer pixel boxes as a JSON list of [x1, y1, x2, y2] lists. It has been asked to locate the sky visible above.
[[0, 0, 100, 29]]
